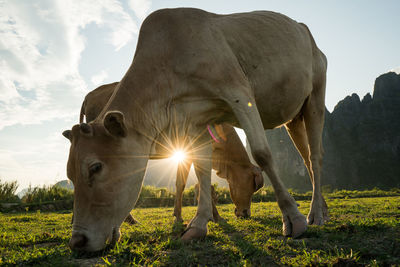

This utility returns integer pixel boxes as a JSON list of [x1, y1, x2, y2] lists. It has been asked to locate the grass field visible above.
[[0, 196, 399, 266]]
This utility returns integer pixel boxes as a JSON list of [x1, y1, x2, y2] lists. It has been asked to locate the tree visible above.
[[0, 179, 19, 202]]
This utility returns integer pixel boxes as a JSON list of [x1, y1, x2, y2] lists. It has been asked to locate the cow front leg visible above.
[[194, 183, 222, 222], [173, 159, 192, 222], [181, 135, 213, 241], [231, 95, 307, 238]]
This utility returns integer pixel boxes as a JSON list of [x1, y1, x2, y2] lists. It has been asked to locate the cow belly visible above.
[[213, 11, 315, 128], [255, 78, 311, 129]]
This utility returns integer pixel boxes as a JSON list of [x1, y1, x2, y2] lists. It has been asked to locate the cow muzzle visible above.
[[69, 226, 120, 252], [235, 208, 251, 218]]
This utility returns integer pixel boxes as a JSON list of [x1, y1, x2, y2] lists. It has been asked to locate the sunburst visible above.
[[171, 150, 186, 163]]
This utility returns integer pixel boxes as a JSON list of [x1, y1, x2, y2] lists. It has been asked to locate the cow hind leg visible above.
[[285, 114, 328, 225], [285, 116, 312, 178], [211, 186, 223, 222], [301, 79, 328, 225], [231, 95, 307, 238], [173, 159, 192, 222], [181, 135, 213, 241]]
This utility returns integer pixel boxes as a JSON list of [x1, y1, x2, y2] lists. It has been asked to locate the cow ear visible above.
[[104, 111, 127, 137], [253, 166, 264, 192], [62, 130, 72, 142]]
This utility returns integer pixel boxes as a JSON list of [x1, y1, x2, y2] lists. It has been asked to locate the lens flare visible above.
[[171, 150, 185, 163]]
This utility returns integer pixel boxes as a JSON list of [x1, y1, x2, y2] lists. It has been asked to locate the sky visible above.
[[0, 0, 399, 190]]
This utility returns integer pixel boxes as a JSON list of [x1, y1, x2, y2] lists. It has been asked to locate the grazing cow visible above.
[[63, 8, 327, 251], [79, 82, 263, 221]]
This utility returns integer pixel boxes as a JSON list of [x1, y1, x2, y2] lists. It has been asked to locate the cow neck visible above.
[[221, 125, 252, 165], [100, 72, 171, 143]]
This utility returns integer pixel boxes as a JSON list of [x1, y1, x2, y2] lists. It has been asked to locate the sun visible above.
[[171, 150, 186, 163]]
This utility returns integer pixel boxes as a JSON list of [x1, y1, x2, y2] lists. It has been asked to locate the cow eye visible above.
[[89, 162, 102, 177]]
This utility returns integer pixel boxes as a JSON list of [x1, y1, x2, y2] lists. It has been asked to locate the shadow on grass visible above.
[[12, 252, 77, 267], [13, 244, 110, 267], [218, 219, 279, 266], [171, 220, 186, 237], [251, 214, 325, 239], [71, 244, 114, 259], [8, 240, 76, 267]]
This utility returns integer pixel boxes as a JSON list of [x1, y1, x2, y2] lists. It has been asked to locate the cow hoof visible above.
[[308, 197, 329, 225], [307, 206, 329, 225], [307, 214, 324, 226], [283, 215, 307, 238], [181, 227, 207, 242], [292, 216, 307, 238]]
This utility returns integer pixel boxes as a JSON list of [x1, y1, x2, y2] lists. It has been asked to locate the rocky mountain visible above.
[[54, 180, 74, 190], [256, 72, 400, 191]]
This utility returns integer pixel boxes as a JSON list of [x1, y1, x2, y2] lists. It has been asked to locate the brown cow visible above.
[[64, 8, 327, 251], [79, 82, 263, 220]]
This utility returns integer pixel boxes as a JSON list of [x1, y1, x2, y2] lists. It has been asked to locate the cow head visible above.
[[227, 165, 263, 218], [63, 111, 149, 252]]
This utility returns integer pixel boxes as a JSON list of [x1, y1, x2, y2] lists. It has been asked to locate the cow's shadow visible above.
[[164, 217, 279, 266], [217, 218, 280, 266]]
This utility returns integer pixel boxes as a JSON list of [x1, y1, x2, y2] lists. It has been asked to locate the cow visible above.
[[79, 82, 264, 221], [63, 8, 328, 252]]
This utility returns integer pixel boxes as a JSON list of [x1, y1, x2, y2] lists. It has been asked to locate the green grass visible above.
[[1, 197, 399, 266]]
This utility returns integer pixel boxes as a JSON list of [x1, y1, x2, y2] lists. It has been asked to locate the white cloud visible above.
[[0, 0, 141, 187], [91, 70, 109, 86], [0, 0, 137, 130], [66, 0, 138, 51], [0, 130, 70, 189], [129, 0, 152, 21], [391, 66, 400, 74]]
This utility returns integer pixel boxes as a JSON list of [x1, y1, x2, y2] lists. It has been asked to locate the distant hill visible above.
[[254, 72, 400, 191], [16, 188, 28, 199], [54, 180, 74, 190]]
